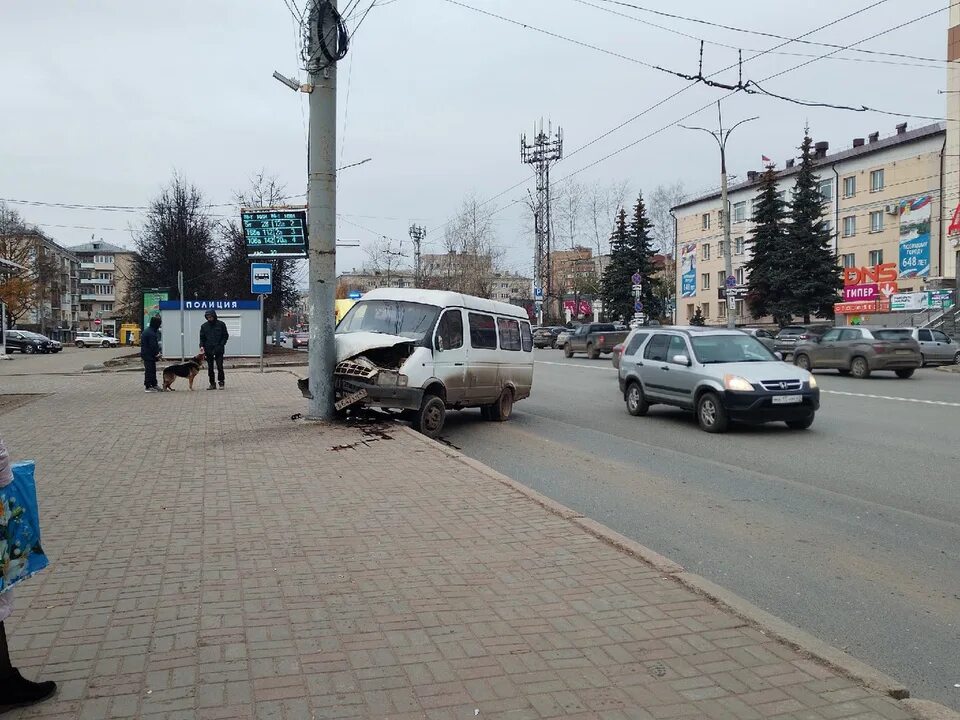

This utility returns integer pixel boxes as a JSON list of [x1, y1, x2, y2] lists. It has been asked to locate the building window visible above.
[[701, 273, 711, 290], [823, 219, 833, 235], [701, 303, 711, 318], [870, 169, 885, 192], [734, 236, 745, 255], [842, 215, 856, 237], [869, 249, 884, 266], [735, 299, 744, 317], [701, 243, 711, 261], [818, 178, 833, 201], [717, 271, 726, 288], [100, 303, 113, 312], [719, 300, 727, 318], [735, 267, 745, 284], [843, 176, 856, 198], [732, 201, 746, 223], [701, 213, 711, 230], [869, 210, 884, 233], [841, 253, 856, 268], [717, 240, 724, 256]]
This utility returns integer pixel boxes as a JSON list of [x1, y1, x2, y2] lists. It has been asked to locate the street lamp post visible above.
[[681, 102, 758, 329]]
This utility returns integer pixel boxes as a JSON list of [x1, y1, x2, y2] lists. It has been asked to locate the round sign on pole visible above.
[[634, 300, 644, 312], [726, 275, 736, 288], [631, 272, 642, 285], [94, 318, 101, 326]]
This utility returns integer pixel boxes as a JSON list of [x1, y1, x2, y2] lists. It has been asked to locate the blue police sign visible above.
[[251, 263, 273, 295]]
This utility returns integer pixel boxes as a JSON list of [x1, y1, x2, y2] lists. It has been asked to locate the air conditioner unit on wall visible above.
[[885, 204, 900, 215]]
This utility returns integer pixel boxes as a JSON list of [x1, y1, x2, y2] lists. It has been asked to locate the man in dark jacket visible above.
[[140, 316, 162, 392], [199, 310, 229, 389]]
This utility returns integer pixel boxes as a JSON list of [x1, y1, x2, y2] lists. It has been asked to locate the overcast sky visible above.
[[0, 0, 950, 279]]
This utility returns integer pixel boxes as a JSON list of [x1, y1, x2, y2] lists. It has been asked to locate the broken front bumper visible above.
[[334, 357, 423, 410]]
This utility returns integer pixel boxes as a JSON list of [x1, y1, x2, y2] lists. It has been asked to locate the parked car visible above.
[[75, 331, 119, 348], [774, 325, 830, 358], [26, 332, 62, 353], [618, 327, 819, 432], [3, 330, 52, 354], [333, 288, 534, 438], [740, 327, 778, 353], [533, 326, 564, 349], [792, 326, 922, 378], [555, 328, 575, 348], [872, 327, 959, 366], [563, 323, 629, 359], [292, 332, 309, 349]]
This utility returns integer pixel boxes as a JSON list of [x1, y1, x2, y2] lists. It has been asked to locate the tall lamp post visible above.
[[681, 102, 758, 329]]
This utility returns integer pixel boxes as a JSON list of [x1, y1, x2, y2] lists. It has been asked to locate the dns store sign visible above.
[[842, 263, 899, 302]]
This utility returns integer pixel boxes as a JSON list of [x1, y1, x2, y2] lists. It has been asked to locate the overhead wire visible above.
[[569, 0, 946, 71], [593, 0, 959, 67]]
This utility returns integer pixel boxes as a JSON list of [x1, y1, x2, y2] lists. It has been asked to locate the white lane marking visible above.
[[822, 389, 960, 408], [536, 360, 615, 371], [536, 361, 960, 408]]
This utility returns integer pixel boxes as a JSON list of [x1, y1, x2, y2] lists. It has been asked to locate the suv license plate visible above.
[[772, 395, 802, 405]]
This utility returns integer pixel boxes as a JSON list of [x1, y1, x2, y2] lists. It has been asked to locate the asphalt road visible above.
[[440, 350, 960, 710], [0, 345, 133, 375]]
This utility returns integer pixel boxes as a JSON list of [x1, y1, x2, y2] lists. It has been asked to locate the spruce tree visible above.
[[600, 193, 660, 323], [745, 166, 793, 326], [788, 133, 843, 322]]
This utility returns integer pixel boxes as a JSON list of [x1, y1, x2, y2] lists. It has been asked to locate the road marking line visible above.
[[536, 360, 614, 371], [537, 361, 960, 407], [822, 389, 960, 408]]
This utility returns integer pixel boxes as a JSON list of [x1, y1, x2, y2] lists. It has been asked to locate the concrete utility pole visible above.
[[409, 224, 426, 287], [682, 102, 757, 329], [305, 0, 344, 420]]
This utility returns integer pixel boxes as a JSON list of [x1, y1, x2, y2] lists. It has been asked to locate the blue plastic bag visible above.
[[1, 461, 49, 595]]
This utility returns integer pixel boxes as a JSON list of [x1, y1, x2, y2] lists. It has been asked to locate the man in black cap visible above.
[[199, 310, 229, 389]]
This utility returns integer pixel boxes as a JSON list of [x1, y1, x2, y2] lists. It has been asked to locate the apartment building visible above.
[[0, 229, 80, 339], [68, 240, 136, 336], [672, 122, 948, 325]]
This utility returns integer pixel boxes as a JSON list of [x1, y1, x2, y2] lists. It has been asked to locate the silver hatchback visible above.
[[618, 327, 820, 433]]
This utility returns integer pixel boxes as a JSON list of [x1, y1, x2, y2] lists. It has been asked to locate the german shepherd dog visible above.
[[162, 354, 205, 391]]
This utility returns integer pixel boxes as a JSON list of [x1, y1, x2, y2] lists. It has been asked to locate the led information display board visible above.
[[242, 208, 308, 258]]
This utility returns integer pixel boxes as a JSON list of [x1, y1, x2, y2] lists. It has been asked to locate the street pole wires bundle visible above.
[[302, 0, 349, 70]]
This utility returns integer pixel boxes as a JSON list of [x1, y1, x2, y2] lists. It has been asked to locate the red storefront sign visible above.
[[834, 299, 891, 315], [843, 263, 898, 286]]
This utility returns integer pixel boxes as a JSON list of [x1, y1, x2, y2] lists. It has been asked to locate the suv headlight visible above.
[[723, 374, 754, 392], [807, 375, 818, 389]]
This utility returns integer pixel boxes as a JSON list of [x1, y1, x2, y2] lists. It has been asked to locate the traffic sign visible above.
[[727, 296, 736, 310], [726, 275, 736, 288], [634, 300, 644, 312], [250, 263, 273, 295], [631, 272, 642, 285], [533, 287, 543, 299], [632, 284, 642, 292], [93, 318, 101, 326]]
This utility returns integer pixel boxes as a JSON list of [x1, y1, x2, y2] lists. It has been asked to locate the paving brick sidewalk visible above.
[[0, 371, 913, 719]]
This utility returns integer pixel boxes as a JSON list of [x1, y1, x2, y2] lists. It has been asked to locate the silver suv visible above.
[[618, 327, 819, 433]]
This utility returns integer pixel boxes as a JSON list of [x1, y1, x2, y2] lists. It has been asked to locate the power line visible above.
[[568, 0, 946, 71], [593, 0, 957, 67]]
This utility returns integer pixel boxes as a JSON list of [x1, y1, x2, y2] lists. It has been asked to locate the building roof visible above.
[[672, 122, 946, 212], [67, 240, 132, 254]]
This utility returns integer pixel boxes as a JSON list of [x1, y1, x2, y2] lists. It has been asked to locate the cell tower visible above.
[[409, 224, 426, 287], [520, 119, 562, 313]]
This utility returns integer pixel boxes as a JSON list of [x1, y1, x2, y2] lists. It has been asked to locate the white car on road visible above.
[[75, 331, 120, 348]]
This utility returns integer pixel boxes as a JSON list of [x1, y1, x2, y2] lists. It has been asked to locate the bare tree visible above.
[[585, 180, 629, 278], [555, 181, 585, 249], [647, 181, 686, 255], [364, 236, 408, 284], [428, 194, 504, 298]]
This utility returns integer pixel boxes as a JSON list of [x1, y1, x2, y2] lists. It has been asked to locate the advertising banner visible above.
[[889, 293, 927, 311], [898, 196, 932, 278], [680, 243, 697, 297], [142, 290, 169, 329]]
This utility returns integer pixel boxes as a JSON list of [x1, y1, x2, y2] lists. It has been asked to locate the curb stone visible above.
[[398, 425, 958, 719]]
